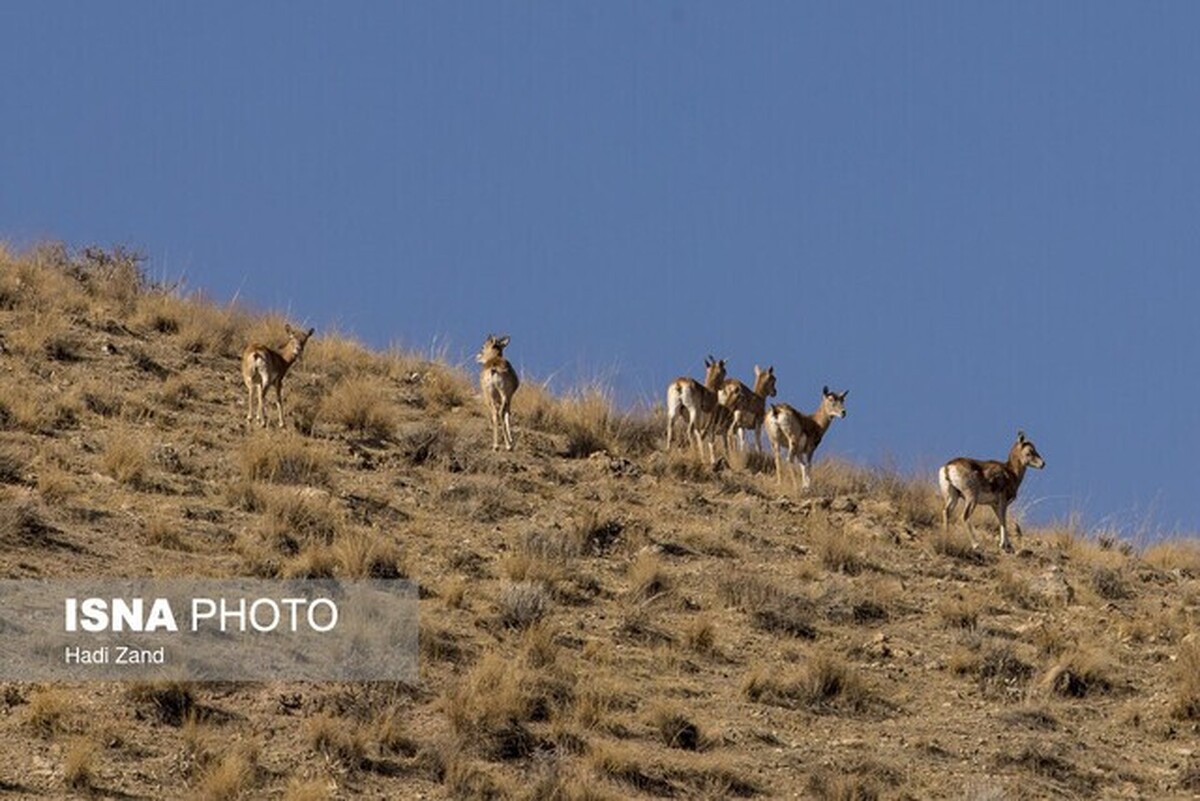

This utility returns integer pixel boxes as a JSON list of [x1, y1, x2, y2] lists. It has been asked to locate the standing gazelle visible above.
[[764, 386, 848, 490], [939, 431, 1045, 553], [718, 365, 777, 451], [666, 356, 727, 463], [242, 324, 314, 429], [477, 334, 520, 451]]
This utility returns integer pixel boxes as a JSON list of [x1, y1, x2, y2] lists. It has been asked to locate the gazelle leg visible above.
[[942, 493, 959, 530], [997, 502, 1013, 552], [962, 500, 978, 548], [256, 384, 267, 427], [502, 400, 514, 450], [274, 385, 284, 428]]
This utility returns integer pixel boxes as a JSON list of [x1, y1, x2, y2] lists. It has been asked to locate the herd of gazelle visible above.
[[240, 329, 1045, 552]]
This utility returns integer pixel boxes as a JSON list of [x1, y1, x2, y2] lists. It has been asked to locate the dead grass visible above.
[[320, 376, 396, 438], [743, 649, 874, 713], [238, 433, 331, 486], [101, 432, 149, 487], [281, 778, 334, 801], [24, 687, 71, 736], [1171, 638, 1200, 719], [628, 551, 672, 600], [496, 581, 550, 629], [1041, 648, 1116, 698], [1142, 539, 1200, 574], [63, 734, 99, 790], [192, 745, 258, 801]]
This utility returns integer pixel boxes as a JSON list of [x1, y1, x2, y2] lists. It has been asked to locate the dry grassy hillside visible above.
[[0, 243, 1198, 800]]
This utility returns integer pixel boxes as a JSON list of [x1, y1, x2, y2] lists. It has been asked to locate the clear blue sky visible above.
[[3, 4, 1198, 537]]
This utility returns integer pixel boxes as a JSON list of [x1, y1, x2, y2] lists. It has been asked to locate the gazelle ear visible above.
[[767, 366, 774, 375], [839, 390, 849, 400], [823, 385, 830, 396], [496, 335, 510, 348], [305, 327, 315, 338], [1017, 430, 1027, 443]]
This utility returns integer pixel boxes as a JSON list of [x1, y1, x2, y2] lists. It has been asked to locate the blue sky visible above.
[[3, 4, 1198, 537]]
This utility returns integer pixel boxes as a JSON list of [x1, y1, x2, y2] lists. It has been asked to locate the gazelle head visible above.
[[754, 365, 777, 398], [283, 325, 315, 360], [476, 334, 511, 364], [1012, 430, 1046, 470], [703, 355, 728, 389], [821, 386, 849, 419]]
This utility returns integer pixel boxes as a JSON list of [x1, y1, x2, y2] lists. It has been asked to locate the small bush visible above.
[[101, 433, 149, 487], [743, 650, 872, 713], [1042, 649, 1115, 698], [497, 581, 549, 629], [63, 735, 98, 790], [320, 376, 396, 438], [238, 433, 330, 486]]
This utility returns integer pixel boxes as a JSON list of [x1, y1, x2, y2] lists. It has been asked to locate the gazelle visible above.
[[477, 334, 520, 451], [939, 431, 1045, 553], [241, 324, 314, 429], [718, 365, 777, 451], [666, 356, 727, 463], [764, 386, 848, 490]]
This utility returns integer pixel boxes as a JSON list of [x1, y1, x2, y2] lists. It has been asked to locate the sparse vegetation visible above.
[[0, 242, 1193, 798]]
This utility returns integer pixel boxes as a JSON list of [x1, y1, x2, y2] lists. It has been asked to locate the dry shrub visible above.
[[497, 581, 549, 629], [628, 551, 672, 600], [282, 778, 334, 801], [421, 365, 473, 412], [443, 653, 542, 761], [126, 681, 196, 726], [648, 704, 703, 750], [101, 433, 149, 487], [520, 382, 659, 458], [194, 745, 258, 801], [682, 615, 717, 655], [238, 433, 330, 486], [719, 571, 817, 640], [743, 650, 873, 713], [256, 487, 342, 553], [588, 741, 759, 798], [1090, 566, 1132, 600], [442, 576, 467, 609], [160, 374, 197, 409], [330, 527, 408, 579], [0, 446, 26, 484], [938, 593, 983, 630], [806, 764, 893, 801], [810, 515, 868, 575], [1041, 649, 1116, 698], [306, 332, 382, 379], [146, 515, 187, 550], [993, 742, 1095, 797], [320, 376, 396, 438], [63, 734, 99, 789], [952, 640, 1035, 699], [1142, 540, 1200, 574], [0, 489, 52, 544], [307, 713, 369, 770], [1172, 638, 1200, 720], [24, 687, 71, 735], [178, 298, 252, 358]]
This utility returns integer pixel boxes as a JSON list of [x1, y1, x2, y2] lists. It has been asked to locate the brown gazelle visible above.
[[665, 356, 727, 463], [718, 365, 777, 451], [939, 431, 1045, 553], [241, 324, 314, 429], [764, 386, 848, 490], [477, 334, 520, 451]]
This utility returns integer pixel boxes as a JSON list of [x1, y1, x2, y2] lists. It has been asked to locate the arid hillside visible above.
[[0, 244, 1198, 800]]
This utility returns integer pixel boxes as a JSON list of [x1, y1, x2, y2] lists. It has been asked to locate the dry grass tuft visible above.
[[320, 376, 396, 438], [648, 704, 703, 750], [443, 653, 543, 761], [126, 681, 196, 726], [1041, 649, 1116, 698], [101, 433, 149, 487], [496, 581, 550, 629], [628, 551, 672, 600], [282, 778, 334, 801], [1142, 540, 1200, 574], [193, 745, 258, 801], [743, 649, 873, 713], [238, 433, 330, 486], [719, 571, 817, 639], [63, 734, 99, 789], [1171, 638, 1200, 720], [928, 527, 987, 563], [24, 687, 71, 736]]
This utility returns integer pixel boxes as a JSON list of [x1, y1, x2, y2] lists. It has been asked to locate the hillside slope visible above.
[[0, 244, 1198, 800]]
